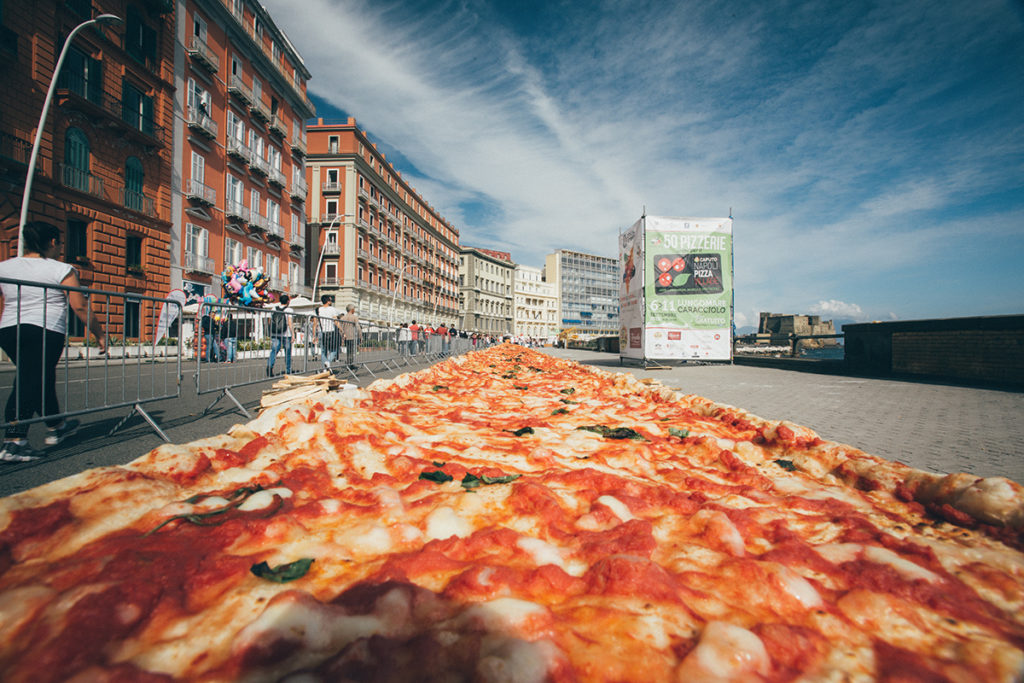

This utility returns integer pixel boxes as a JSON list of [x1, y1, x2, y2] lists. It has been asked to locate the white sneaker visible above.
[[45, 419, 79, 446], [0, 440, 39, 462]]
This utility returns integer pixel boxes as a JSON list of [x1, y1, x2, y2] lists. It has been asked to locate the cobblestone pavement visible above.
[[546, 349, 1024, 483], [2, 347, 1021, 498]]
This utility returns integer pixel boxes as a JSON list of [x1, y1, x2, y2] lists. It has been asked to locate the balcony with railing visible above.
[[322, 180, 341, 194], [289, 231, 305, 249], [250, 97, 270, 123], [249, 152, 269, 176], [184, 251, 215, 275], [290, 134, 306, 157], [185, 178, 216, 205], [187, 35, 219, 72], [227, 137, 251, 162], [324, 242, 341, 256], [0, 130, 32, 167], [268, 166, 286, 187], [120, 188, 156, 217], [61, 164, 104, 198], [57, 73, 163, 146], [228, 75, 253, 105], [249, 212, 269, 232], [226, 199, 249, 223], [186, 106, 218, 139], [289, 176, 308, 201], [269, 114, 287, 139], [322, 276, 339, 287], [267, 220, 285, 239]]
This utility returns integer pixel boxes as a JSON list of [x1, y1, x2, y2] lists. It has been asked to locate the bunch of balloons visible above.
[[221, 259, 274, 306]]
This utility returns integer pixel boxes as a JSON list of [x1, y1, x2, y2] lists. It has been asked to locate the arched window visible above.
[[124, 157, 144, 211], [63, 127, 90, 192]]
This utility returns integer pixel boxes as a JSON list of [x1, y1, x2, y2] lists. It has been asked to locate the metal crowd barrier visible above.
[[0, 276, 183, 442], [193, 301, 325, 418], [1, 271, 505, 457]]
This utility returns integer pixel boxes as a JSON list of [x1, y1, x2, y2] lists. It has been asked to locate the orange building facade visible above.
[[174, 0, 314, 302], [0, 0, 176, 338], [305, 119, 460, 326]]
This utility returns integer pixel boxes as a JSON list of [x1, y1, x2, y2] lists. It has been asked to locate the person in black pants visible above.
[[0, 222, 107, 461]]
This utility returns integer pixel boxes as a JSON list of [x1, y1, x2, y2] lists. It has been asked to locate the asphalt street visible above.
[[1, 347, 1021, 498]]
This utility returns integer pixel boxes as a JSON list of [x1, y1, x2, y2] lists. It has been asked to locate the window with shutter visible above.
[[63, 128, 90, 192]]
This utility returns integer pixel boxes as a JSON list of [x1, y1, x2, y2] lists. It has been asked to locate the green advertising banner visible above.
[[643, 217, 733, 360]]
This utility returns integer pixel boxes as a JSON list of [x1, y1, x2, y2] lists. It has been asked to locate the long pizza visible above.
[[1, 345, 1022, 681]]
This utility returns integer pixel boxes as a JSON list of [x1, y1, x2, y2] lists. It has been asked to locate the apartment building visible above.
[[544, 249, 619, 339], [459, 247, 514, 336], [175, 0, 314, 301], [304, 118, 460, 325], [513, 264, 558, 340], [1, 0, 176, 338]]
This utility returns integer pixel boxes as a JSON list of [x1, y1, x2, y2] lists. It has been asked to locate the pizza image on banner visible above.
[[1, 345, 1023, 682]]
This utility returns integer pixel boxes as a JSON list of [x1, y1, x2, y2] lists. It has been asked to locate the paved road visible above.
[[2, 347, 1021, 498]]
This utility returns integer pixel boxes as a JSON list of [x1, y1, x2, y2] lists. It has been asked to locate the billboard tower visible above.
[[619, 215, 734, 362]]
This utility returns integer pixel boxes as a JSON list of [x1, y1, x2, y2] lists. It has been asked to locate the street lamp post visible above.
[[311, 213, 351, 302], [388, 258, 408, 327], [18, 13, 122, 256]]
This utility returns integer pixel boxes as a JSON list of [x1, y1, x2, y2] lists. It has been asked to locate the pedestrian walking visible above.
[[0, 221, 107, 461], [266, 294, 294, 376], [339, 304, 359, 369], [315, 295, 341, 370]]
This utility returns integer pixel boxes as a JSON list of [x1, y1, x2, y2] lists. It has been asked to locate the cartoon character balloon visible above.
[[221, 259, 274, 307]]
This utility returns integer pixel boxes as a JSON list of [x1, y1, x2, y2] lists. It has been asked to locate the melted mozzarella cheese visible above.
[[425, 506, 473, 541], [349, 440, 391, 479], [595, 495, 634, 522], [516, 536, 568, 572], [773, 565, 823, 608], [237, 487, 293, 511], [675, 621, 769, 682], [863, 545, 941, 583], [462, 597, 549, 632]]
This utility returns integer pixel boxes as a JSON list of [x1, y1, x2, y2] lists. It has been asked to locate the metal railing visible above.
[[120, 188, 156, 217], [185, 178, 216, 204], [187, 106, 218, 138], [184, 251, 215, 275], [187, 35, 220, 72], [0, 277, 183, 442], [61, 164, 104, 197]]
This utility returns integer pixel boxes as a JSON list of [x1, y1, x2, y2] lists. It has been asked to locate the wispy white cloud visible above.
[[809, 300, 865, 320], [265, 0, 1024, 320]]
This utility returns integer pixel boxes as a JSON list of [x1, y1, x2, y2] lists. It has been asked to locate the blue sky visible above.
[[263, 0, 1024, 328]]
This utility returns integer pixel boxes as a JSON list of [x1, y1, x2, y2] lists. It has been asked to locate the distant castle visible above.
[[757, 313, 838, 347]]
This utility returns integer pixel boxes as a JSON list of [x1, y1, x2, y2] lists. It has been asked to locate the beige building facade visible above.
[[459, 247, 514, 335], [513, 265, 558, 340]]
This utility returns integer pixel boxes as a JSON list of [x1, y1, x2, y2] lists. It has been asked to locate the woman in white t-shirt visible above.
[[0, 222, 107, 461]]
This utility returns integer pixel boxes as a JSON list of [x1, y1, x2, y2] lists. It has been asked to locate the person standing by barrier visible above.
[[315, 295, 341, 370], [221, 313, 238, 363], [409, 320, 420, 356], [436, 322, 449, 356], [266, 294, 294, 377], [398, 322, 411, 356], [0, 221, 107, 461], [200, 309, 220, 362], [339, 303, 359, 370]]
